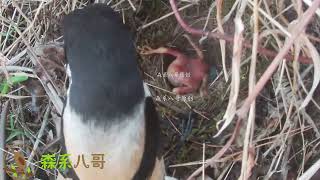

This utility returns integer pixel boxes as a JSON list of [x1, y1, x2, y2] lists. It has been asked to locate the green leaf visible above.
[[1, 83, 10, 94], [9, 75, 28, 84], [10, 114, 15, 129], [6, 130, 25, 142], [0, 75, 28, 95]]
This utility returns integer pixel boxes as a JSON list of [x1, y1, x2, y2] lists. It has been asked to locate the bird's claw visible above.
[[180, 111, 195, 142], [138, 46, 154, 55]]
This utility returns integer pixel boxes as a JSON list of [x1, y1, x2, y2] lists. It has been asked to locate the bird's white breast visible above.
[[63, 99, 145, 180]]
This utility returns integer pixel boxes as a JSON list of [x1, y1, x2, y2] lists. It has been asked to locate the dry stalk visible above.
[[186, 117, 242, 180], [214, 18, 244, 137], [216, 0, 228, 82], [0, 101, 9, 180], [239, 0, 259, 178]]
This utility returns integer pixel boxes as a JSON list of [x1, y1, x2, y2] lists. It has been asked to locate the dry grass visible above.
[[1, 0, 320, 179]]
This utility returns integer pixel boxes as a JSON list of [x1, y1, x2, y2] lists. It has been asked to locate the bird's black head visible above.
[[63, 4, 144, 124]]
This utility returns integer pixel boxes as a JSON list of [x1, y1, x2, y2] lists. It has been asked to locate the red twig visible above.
[[169, 0, 313, 64]]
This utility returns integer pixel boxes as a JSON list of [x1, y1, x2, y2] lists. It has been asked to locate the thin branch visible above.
[[0, 101, 9, 180], [0, 66, 34, 73], [140, 4, 194, 30], [214, 18, 244, 137], [240, 0, 259, 178], [187, 118, 242, 180], [298, 158, 320, 180], [303, 0, 320, 17], [26, 105, 51, 167], [216, 0, 228, 81]]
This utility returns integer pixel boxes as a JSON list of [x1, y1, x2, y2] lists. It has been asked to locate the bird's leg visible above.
[[172, 85, 197, 95], [199, 74, 209, 97], [180, 111, 194, 142], [139, 46, 183, 58], [165, 112, 195, 166]]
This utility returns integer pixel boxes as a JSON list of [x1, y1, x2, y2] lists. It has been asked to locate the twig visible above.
[[187, 118, 242, 180], [127, 0, 136, 11], [72, 0, 77, 10], [202, 143, 205, 180], [301, 109, 320, 138], [168, 0, 313, 64], [216, 0, 228, 82], [299, 34, 320, 109], [201, 1, 216, 33], [236, 0, 248, 18], [1, 1, 45, 55], [26, 105, 51, 168], [240, 0, 259, 178], [145, 82, 175, 94], [169, 126, 314, 168], [0, 66, 34, 73], [281, 129, 294, 180], [0, 94, 34, 99], [5, 49, 27, 66], [265, 125, 290, 179], [214, 18, 244, 137], [247, 0, 291, 37], [298, 158, 320, 180], [303, 0, 320, 17], [0, 101, 9, 180], [139, 3, 193, 30], [111, 0, 126, 9]]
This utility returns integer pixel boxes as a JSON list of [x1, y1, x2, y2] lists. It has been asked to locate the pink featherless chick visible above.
[[141, 35, 209, 97]]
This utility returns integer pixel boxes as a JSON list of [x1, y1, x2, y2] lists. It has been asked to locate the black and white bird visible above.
[[61, 4, 175, 180]]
